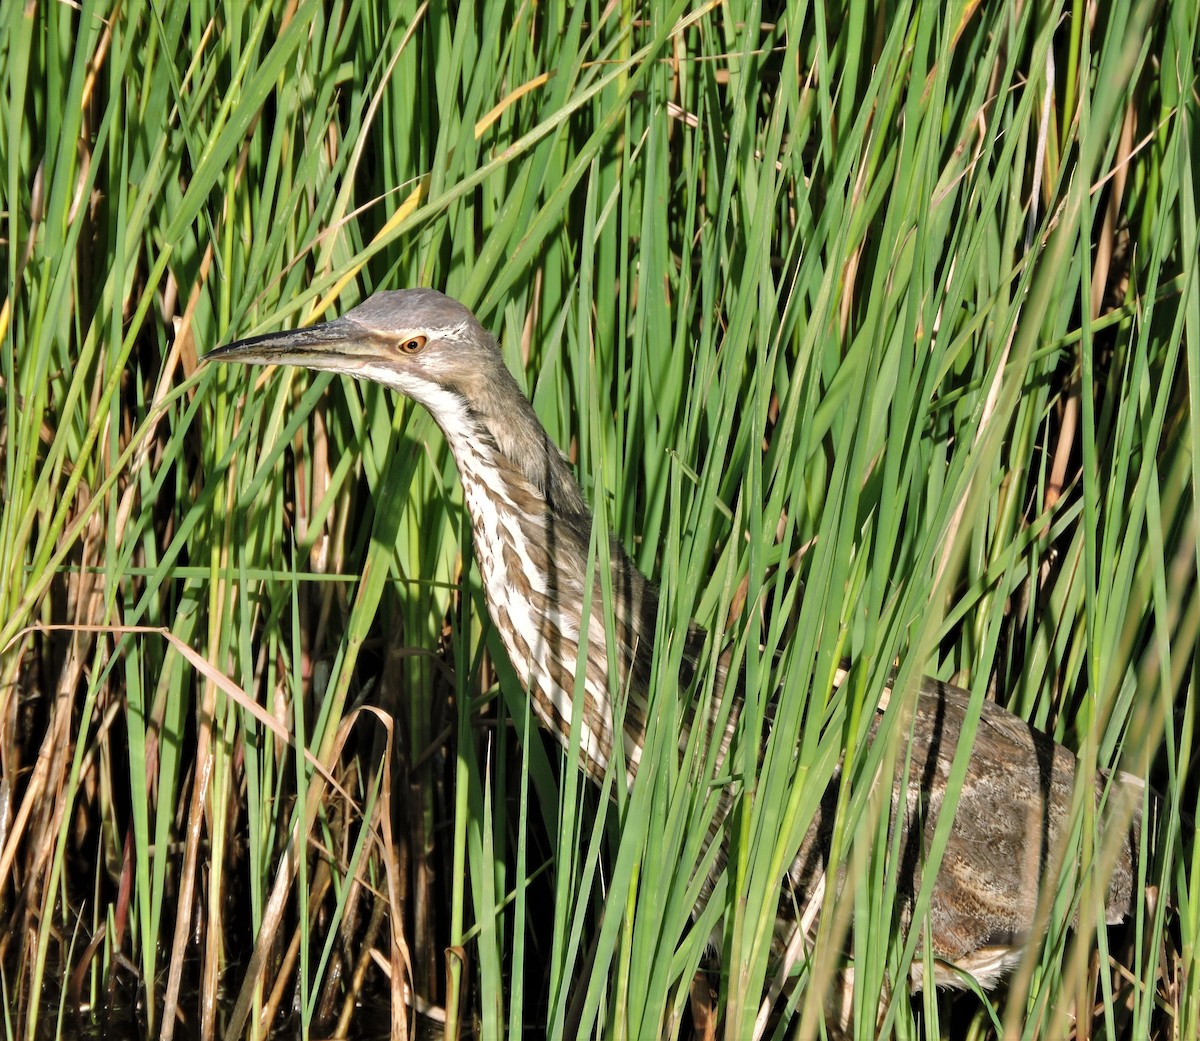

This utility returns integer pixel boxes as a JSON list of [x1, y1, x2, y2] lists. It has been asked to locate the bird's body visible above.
[[208, 288, 1141, 1004]]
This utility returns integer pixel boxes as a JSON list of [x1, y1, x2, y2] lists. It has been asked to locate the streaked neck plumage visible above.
[[401, 338, 664, 782]]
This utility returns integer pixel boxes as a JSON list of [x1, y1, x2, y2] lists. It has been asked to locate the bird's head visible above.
[[207, 287, 587, 514], [205, 288, 512, 424]]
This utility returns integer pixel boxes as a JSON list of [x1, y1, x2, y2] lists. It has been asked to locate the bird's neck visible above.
[[428, 380, 721, 785], [428, 391, 654, 780]]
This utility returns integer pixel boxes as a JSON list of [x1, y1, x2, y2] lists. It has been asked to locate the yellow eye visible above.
[[399, 334, 427, 354]]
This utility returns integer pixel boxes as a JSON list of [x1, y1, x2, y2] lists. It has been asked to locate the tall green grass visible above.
[[0, 1, 1195, 1038]]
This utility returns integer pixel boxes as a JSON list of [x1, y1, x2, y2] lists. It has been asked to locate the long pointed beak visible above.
[[204, 316, 389, 374]]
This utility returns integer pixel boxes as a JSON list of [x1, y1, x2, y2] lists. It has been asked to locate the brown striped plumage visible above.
[[207, 288, 1143, 1014]]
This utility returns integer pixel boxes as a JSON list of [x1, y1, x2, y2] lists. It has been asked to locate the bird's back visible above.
[[782, 674, 1141, 988]]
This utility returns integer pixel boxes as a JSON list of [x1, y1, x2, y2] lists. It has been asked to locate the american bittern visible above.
[[207, 288, 1142, 1019]]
